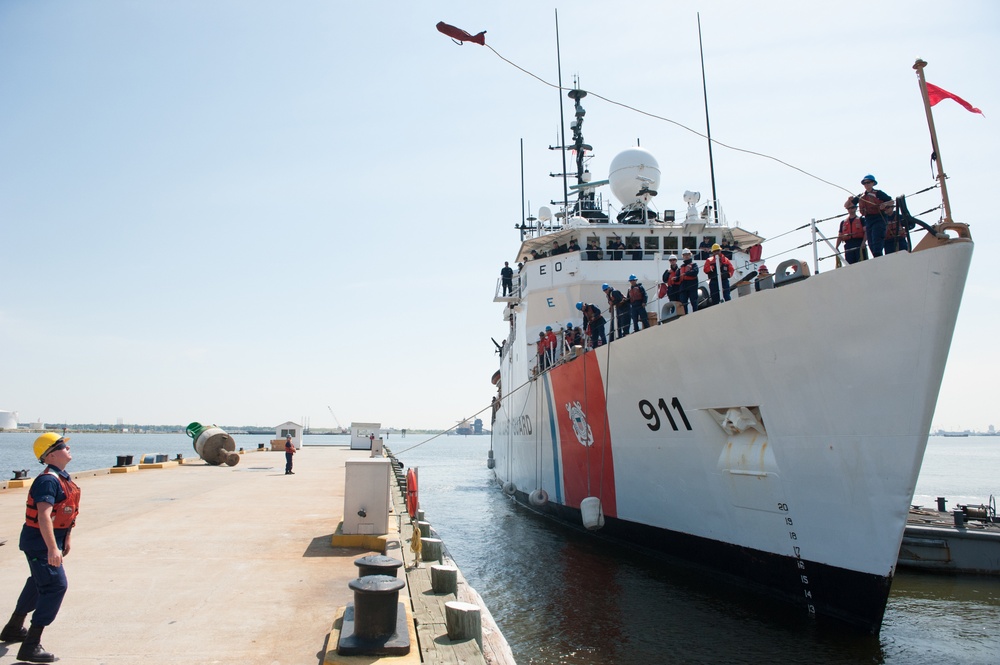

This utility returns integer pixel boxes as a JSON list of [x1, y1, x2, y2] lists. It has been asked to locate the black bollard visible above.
[[124, 455, 134, 465], [354, 555, 403, 578], [338, 575, 410, 655], [936, 496, 948, 512], [115, 455, 127, 467], [953, 510, 966, 528]]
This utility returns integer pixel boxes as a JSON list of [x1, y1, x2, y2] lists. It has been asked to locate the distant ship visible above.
[[488, 82, 972, 634]]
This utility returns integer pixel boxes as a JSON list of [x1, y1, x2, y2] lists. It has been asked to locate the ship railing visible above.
[[759, 185, 944, 274]]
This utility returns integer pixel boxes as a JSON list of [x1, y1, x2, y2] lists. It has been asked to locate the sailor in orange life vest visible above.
[[836, 200, 866, 265], [703, 243, 735, 304], [848, 174, 894, 257], [284, 434, 296, 475], [1, 433, 81, 663]]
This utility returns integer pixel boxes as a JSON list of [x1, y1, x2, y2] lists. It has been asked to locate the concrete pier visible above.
[[0, 446, 513, 665]]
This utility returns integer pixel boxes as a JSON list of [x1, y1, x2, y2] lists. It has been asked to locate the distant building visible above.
[[275, 421, 302, 450], [0, 410, 17, 430]]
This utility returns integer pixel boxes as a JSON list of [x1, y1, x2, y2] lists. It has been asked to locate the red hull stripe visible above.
[[547, 353, 617, 516]]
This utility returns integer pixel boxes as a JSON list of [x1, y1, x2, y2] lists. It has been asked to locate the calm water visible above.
[[3, 432, 998, 663]]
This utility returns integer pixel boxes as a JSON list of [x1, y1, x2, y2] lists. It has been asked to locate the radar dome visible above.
[[608, 149, 661, 207]]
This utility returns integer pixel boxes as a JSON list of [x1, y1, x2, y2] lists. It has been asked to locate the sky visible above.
[[1, 1, 998, 431]]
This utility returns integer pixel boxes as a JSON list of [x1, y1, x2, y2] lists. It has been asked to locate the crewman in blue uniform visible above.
[[849, 174, 894, 257], [1, 433, 81, 663]]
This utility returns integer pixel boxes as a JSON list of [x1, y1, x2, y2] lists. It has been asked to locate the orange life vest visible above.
[[857, 191, 885, 217], [840, 215, 865, 241], [25, 469, 81, 531]]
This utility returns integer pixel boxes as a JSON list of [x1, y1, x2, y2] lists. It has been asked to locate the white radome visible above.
[[608, 148, 661, 206]]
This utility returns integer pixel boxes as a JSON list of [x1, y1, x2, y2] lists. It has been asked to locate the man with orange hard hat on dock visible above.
[[1, 432, 81, 663]]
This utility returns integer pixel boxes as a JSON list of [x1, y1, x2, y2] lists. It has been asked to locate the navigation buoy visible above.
[[581, 496, 605, 530], [406, 468, 418, 518]]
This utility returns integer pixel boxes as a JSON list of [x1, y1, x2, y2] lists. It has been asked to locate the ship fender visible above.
[[581, 496, 605, 530], [486, 449, 495, 469], [502, 481, 517, 496], [529, 489, 549, 506], [659, 301, 682, 324], [774, 259, 811, 287]]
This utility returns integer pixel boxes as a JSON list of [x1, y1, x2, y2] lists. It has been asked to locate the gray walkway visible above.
[[0, 447, 368, 665]]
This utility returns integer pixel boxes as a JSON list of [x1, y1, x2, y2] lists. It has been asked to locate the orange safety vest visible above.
[[840, 216, 865, 241], [25, 469, 81, 531], [857, 191, 885, 217]]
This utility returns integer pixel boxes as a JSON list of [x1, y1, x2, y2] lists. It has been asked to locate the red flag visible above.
[[926, 82, 983, 115]]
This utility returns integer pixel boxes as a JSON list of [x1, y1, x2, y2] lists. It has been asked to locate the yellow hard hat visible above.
[[33, 432, 68, 463], [711, 243, 722, 252]]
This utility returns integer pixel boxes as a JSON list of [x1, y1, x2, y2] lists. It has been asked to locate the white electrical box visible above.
[[342, 458, 391, 535]]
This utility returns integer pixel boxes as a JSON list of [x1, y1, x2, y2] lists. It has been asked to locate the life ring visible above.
[[406, 468, 418, 518]]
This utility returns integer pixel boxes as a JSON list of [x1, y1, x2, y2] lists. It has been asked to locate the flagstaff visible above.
[[913, 59, 953, 223]]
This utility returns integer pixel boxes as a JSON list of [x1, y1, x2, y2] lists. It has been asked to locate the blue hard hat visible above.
[[545, 325, 552, 331], [628, 274, 637, 281], [601, 283, 610, 291], [566, 322, 573, 329], [861, 174, 877, 185], [576, 302, 583, 310]]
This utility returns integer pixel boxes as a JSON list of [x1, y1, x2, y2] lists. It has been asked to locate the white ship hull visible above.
[[491, 239, 972, 632]]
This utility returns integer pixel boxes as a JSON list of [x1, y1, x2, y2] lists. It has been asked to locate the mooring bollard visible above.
[[416, 509, 425, 522], [421, 537, 443, 562], [445, 600, 482, 649], [953, 510, 966, 527], [257, 443, 265, 450], [337, 574, 410, 656], [417, 520, 431, 538], [11, 469, 28, 480], [431, 564, 458, 595], [936, 496, 948, 512], [354, 554, 403, 578]]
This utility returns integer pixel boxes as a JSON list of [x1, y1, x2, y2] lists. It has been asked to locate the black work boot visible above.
[[16, 623, 56, 663], [0, 612, 27, 642]]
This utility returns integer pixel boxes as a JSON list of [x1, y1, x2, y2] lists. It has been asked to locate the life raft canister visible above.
[[406, 468, 418, 518]]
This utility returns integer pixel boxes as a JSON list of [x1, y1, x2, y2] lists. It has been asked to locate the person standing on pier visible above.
[[1, 432, 80, 663], [284, 434, 296, 475]]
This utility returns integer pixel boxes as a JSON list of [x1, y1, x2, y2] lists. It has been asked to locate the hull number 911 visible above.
[[638, 397, 692, 432]]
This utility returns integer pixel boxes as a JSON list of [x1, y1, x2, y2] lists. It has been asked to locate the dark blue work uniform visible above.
[[16, 467, 74, 627]]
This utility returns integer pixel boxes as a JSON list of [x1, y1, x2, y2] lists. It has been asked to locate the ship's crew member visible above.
[[718, 239, 732, 259], [836, 202, 866, 265], [563, 322, 582, 351], [704, 244, 735, 304], [537, 331, 548, 370], [500, 262, 514, 296], [544, 325, 559, 366], [607, 237, 625, 261], [663, 255, 682, 303], [576, 302, 606, 348], [2, 433, 80, 663], [627, 275, 650, 330], [698, 238, 713, 260], [883, 209, 911, 255], [284, 435, 296, 475], [551, 240, 567, 256], [755, 265, 774, 291], [848, 174, 893, 257], [626, 237, 643, 261], [602, 283, 629, 340], [679, 249, 700, 313], [585, 238, 601, 261], [568, 238, 581, 253]]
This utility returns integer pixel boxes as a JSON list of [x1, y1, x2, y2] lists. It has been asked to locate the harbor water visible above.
[[2, 432, 998, 663]]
